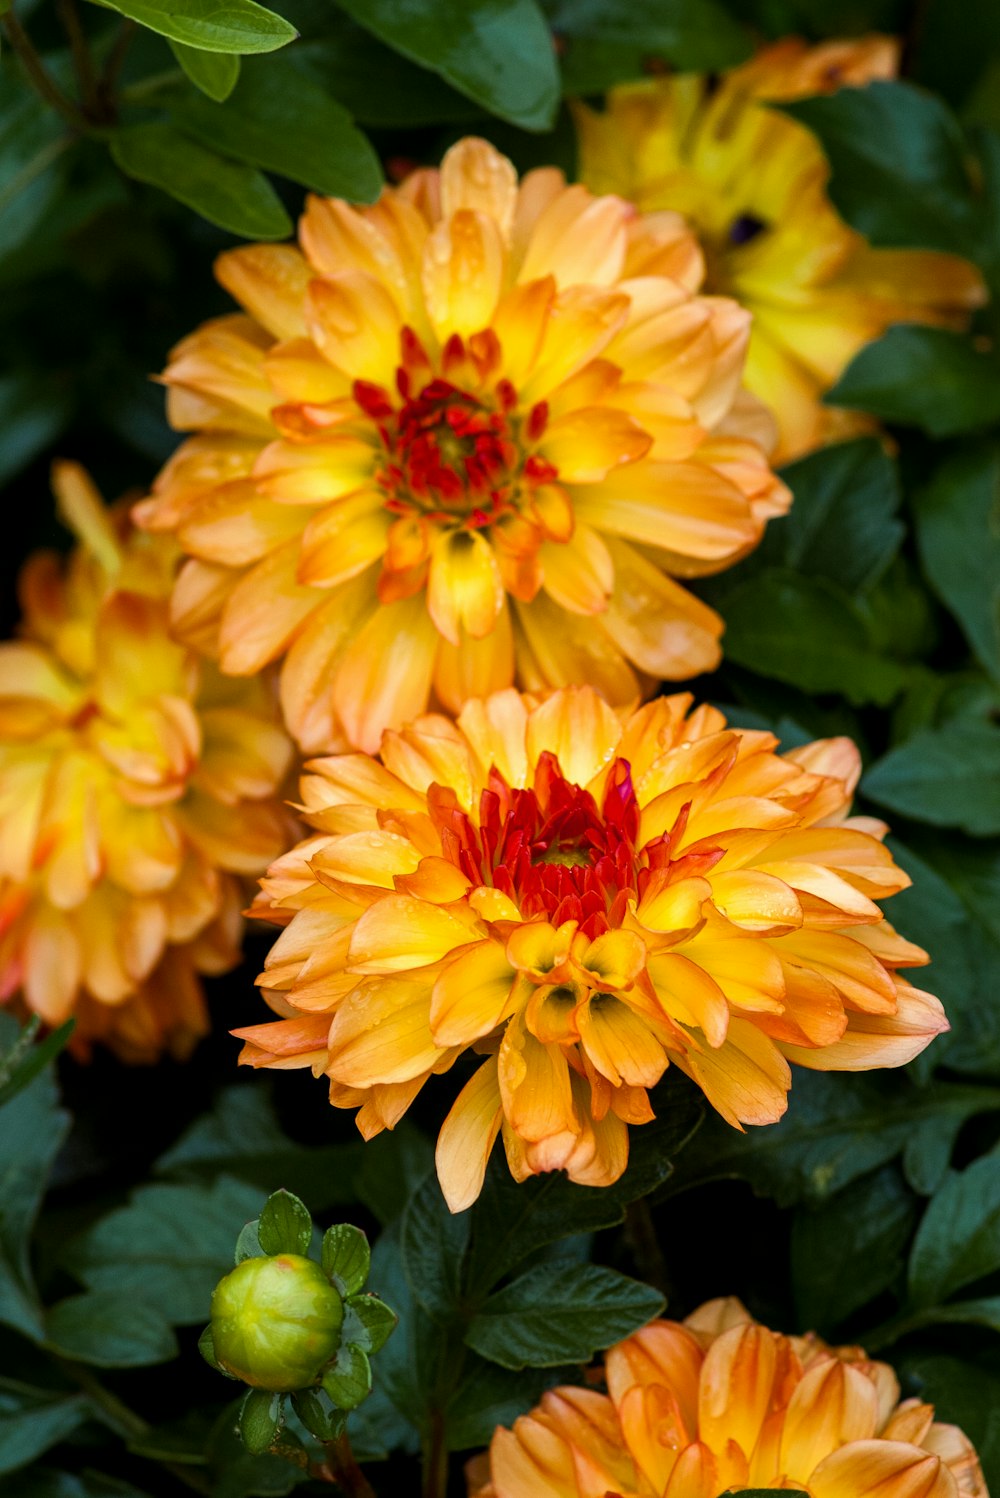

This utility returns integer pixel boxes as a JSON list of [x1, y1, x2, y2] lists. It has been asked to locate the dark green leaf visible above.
[[863, 721, 1000, 836], [0, 374, 73, 489], [352, 1122, 434, 1227], [322, 1343, 371, 1410], [466, 1084, 702, 1294], [399, 1173, 470, 1321], [0, 78, 70, 265], [110, 124, 291, 238], [257, 1190, 312, 1256], [765, 438, 903, 593], [45, 1291, 178, 1367], [909, 1155, 1000, 1307], [914, 0, 1000, 116], [898, 1354, 1000, 1493], [444, 1356, 555, 1450], [669, 1072, 1000, 1207], [171, 56, 381, 201], [4, 1470, 152, 1497], [200, 1323, 236, 1376], [169, 41, 241, 100], [780, 81, 981, 255], [465, 1263, 663, 1370], [71, 1176, 263, 1324], [293, 31, 481, 127], [235, 1219, 264, 1263], [157, 1084, 363, 1209], [0, 1017, 73, 1111], [913, 446, 1000, 681], [829, 328, 1000, 438], [291, 1388, 341, 1441], [714, 570, 908, 705], [0, 1014, 71, 1340], [322, 1224, 369, 1297], [916, 835, 1000, 947], [548, 0, 750, 87], [95, 0, 296, 53], [343, 1293, 396, 1355], [0, 1382, 87, 1476], [792, 1166, 918, 1331], [239, 1388, 283, 1456], [333, 0, 559, 130], [209, 1400, 309, 1496]]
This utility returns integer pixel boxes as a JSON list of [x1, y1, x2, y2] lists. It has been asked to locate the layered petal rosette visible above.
[[575, 36, 985, 460], [0, 464, 296, 1062], [135, 137, 790, 754], [469, 1297, 987, 1497], [236, 686, 945, 1210]]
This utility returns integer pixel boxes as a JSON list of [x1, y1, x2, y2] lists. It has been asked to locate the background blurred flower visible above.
[[0, 463, 296, 1062], [574, 36, 985, 460], [470, 1296, 987, 1497], [236, 685, 944, 1211], [136, 137, 790, 755]]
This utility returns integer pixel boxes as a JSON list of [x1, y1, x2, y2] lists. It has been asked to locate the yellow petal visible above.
[[436, 1057, 504, 1213], [422, 209, 506, 338], [347, 893, 479, 973], [430, 939, 517, 1046]]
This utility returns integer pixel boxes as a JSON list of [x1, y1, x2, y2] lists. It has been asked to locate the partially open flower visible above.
[[469, 1297, 987, 1497], [574, 36, 985, 461], [211, 1253, 345, 1392], [0, 464, 296, 1062], [236, 686, 945, 1211], [136, 136, 789, 754]]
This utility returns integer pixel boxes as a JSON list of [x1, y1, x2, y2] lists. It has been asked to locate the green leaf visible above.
[[913, 446, 1000, 682], [343, 1293, 396, 1355], [466, 1083, 703, 1294], [257, 1190, 312, 1256], [293, 31, 481, 128], [792, 1166, 918, 1331], [4, 1470, 152, 1497], [45, 1291, 177, 1367], [896, 1354, 1000, 1494], [239, 1388, 283, 1456], [0, 1381, 87, 1476], [322, 1224, 369, 1296], [200, 1323, 236, 1377], [780, 81, 981, 255], [70, 1176, 264, 1324], [669, 1072, 1000, 1207], [829, 328, 1000, 438], [352, 1122, 434, 1227], [290, 1387, 341, 1441], [909, 1155, 1000, 1307], [399, 1174, 471, 1321], [94, 0, 296, 53], [333, 0, 559, 130], [0, 1014, 71, 1341], [863, 721, 1000, 836], [465, 1263, 663, 1370], [764, 438, 903, 593], [235, 1219, 264, 1264], [918, 834, 1000, 947], [0, 373, 73, 488], [322, 1343, 371, 1410], [714, 569, 908, 705], [157, 1084, 363, 1208], [110, 123, 291, 238], [0, 77, 71, 266], [171, 56, 381, 201], [444, 1357, 555, 1450], [548, 0, 750, 89], [170, 41, 241, 100], [0, 1017, 73, 1111]]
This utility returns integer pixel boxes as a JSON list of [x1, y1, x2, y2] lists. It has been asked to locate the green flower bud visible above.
[[211, 1253, 344, 1393]]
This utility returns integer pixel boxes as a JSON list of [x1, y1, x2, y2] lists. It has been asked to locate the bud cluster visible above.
[[200, 1189, 396, 1456]]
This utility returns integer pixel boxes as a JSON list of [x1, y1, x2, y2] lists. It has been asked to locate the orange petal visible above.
[[430, 939, 517, 1046], [436, 1057, 504, 1213]]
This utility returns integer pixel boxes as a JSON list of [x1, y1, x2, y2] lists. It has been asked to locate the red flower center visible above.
[[352, 328, 553, 531], [428, 753, 707, 938]]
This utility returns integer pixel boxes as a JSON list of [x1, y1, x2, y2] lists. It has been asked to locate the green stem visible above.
[[1, 10, 88, 130], [56, 0, 98, 115], [325, 1431, 377, 1498], [422, 1408, 448, 1498], [97, 17, 135, 119]]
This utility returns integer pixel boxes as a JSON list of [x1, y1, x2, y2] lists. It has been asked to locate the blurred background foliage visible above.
[[3, 0, 1000, 1493]]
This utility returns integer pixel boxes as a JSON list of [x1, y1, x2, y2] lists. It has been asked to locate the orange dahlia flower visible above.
[[235, 686, 945, 1211], [0, 464, 296, 1062], [469, 1297, 986, 1497], [574, 37, 985, 461], [135, 137, 790, 755]]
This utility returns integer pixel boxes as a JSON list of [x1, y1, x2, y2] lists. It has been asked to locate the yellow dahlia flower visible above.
[[469, 1298, 987, 1498], [135, 137, 790, 755], [575, 37, 985, 460], [0, 464, 296, 1062], [235, 686, 945, 1211]]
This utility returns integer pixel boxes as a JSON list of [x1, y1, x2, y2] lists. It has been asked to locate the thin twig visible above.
[[1, 10, 87, 130], [56, 0, 98, 116], [422, 1408, 449, 1498], [97, 17, 136, 120]]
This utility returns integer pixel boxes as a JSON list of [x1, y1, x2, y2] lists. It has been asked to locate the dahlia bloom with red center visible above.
[[0, 465, 296, 1062], [136, 137, 789, 754], [235, 686, 945, 1210], [469, 1298, 987, 1497]]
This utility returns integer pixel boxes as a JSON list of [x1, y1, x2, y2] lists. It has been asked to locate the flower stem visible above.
[[1, 9, 87, 130], [324, 1431, 377, 1498], [422, 1408, 449, 1498], [56, 0, 98, 116]]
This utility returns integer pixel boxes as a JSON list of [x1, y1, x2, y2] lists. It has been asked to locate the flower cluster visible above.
[[574, 36, 984, 459], [135, 137, 789, 753], [236, 686, 944, 1210], [469, 1298, 986, 1497], [0, 464, 295, 1061]]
